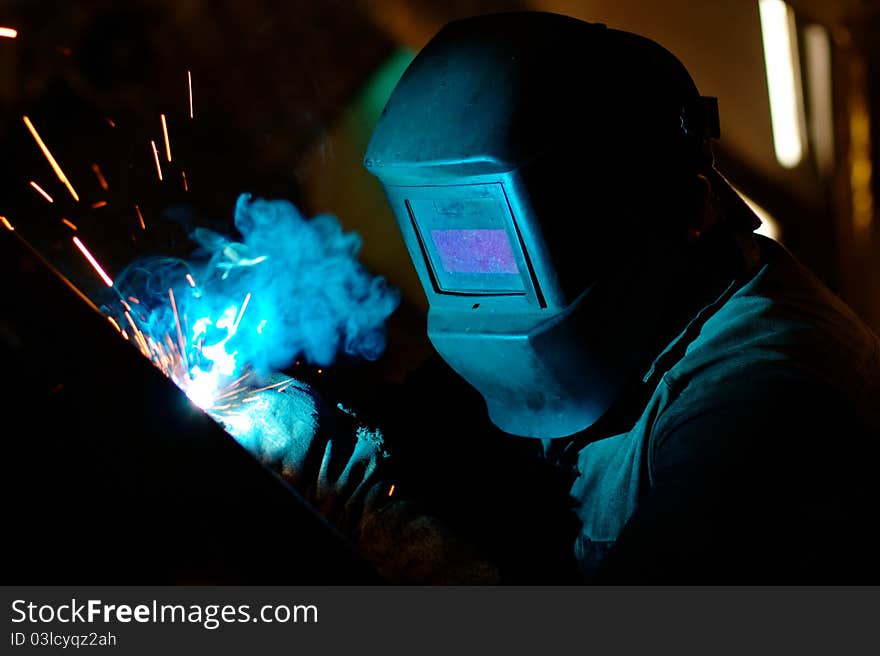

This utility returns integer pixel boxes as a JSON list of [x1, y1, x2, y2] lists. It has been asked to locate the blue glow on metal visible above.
[[104, 193, 400, 414]]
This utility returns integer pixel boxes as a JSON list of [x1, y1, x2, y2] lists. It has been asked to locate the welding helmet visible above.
[[365, 12, 748, 438]]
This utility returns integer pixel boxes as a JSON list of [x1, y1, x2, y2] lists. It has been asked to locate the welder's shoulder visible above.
[[648, 237, 880, 483], [663, 237, 880, 431], [630, 253, 880, 582]]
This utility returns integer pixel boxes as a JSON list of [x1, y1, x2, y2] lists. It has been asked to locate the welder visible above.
[[262, 11, 880, 583]]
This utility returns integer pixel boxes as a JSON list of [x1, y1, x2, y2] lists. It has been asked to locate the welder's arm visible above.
[[232, 379, 500, 584]]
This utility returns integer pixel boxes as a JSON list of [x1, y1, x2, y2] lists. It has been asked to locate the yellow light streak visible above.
[[758, 0, 806, 168], [151, 140, 163, 181], [22, 116, 80, 201], [161, 114, 172, 162], [1, 216, 13, 231], [245, 378, 293, 396], [91, 163, 109, 190], [72, 236, 114, 287], [187, 70, 194, 119], [849, 58, 873, 235], [134, 204, 146, 230], [804, 25, 834, 176], [29, 180, 54, 203], [0, 27, 17, 39]]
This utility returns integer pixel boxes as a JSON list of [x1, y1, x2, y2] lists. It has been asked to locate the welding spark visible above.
[[61, 218, 78, 231], [0, 216, 13, 231], [168, 288, 188, 372], [62, 186, 395, 461], [0, 27, 17, 39], [187, 70, 194, 119], [388, 484, 395, 497], [150, 140, 163, 181], [105, 117, 116, 128], [72, 236, 114, 287], [134, 204, 146, 230], [91, 200, 107, 209], [161, 114, 172, 162], [91, 163, 109, 190], [29, 180, 54, 203], [22, 116, 79, 202], [181, 170, 189, 191], [232, 292, 251, 333]]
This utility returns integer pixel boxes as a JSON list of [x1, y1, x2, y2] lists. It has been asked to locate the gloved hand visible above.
[[216, 374, 500, 584], [213, 375, 383, 527]]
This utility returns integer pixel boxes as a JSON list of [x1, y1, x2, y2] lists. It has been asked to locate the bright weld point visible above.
[[187, 70, 194, 119], [91, 200, 107, 209], [61, 218, 78, 231], [388, 484, 395, 497], [29, 180, 54, 203], [185, 273, 196, 287], [759, 0, 805, 168], [0, 216, 13, 231], [160, 114, 172, 162], [317, 369, 323, 375], [0, 27, 17, 39], [91, 163, 109, 190], [22, 116, 80, 202], [150, 140, 163, 181], [72, 236, 114, 287], [134, 204, 146, 230]]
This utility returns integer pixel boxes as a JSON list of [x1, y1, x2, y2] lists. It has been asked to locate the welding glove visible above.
[[233, 375, 500, 584]]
